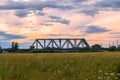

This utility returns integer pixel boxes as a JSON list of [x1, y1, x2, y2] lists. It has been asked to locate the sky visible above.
[[0, 0, 120, 48]]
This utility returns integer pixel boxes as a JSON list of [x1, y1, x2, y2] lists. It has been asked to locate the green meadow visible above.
[[0, 52, 120, 80]]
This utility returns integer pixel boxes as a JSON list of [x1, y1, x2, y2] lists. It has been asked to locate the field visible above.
[[0, 52, 120, 80]]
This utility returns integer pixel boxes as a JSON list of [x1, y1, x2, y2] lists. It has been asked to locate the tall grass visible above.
[[0, 52, 120, 80]]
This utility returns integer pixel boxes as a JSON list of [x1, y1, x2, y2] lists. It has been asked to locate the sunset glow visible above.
[[0, 0, 120, 48]]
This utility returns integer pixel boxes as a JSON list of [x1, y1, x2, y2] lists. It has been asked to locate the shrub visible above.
[[0, 46, 2, 53], [116, 45, 120, 51], [116, 65, 120, 73], [30, 49, 55, 53], [91, 44, 102, 51], [109, 46, 116, 51]]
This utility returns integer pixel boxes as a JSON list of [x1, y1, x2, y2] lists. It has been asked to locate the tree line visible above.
[[0, 42, 19, 53], [0, 43, 120, 53]]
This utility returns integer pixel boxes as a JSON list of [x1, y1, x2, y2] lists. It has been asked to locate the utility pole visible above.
[[116, 40, 119, 48], [109, 43, 111, 48], [112, 41, 114, 46]]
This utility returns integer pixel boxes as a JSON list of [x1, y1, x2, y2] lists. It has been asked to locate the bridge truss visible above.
[[31, 38, 91, 50]]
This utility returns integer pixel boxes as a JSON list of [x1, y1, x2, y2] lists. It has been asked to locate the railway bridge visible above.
[[31, 38, 90, 50]]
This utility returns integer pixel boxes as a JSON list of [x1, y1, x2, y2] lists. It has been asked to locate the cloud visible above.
[[77, 0, 120, 16], [72, 0, 87, 3], [111, 35, 120, 39], [109, 32, 120, 39], [80, 9, 99, 16], [37, 11, 46, 16], [95, 0, 120, 10], [48, 33, 82, 37], [0, 2, 29, 10], [15, 10, 29, 18], [40, 23, 54, 26], [0, 31, 26, 40], [110, 32, 120, 34], [85, 25, 110, 34], [47, 19, 70, 25], [49, 15, 61, 19], [0, 0, 120, 17], [15, 10, 46, 18], [47, 15, 71, 25], [82, 0, 120, 16], [48, 34, 69, 36], [12, 21, 23, 25], [0, 1, 73, 11]]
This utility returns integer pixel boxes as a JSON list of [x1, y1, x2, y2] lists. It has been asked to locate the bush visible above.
[[91, 44, 102, 51], [116, 45, 120, 51], [109, 46, 116, 51], [116, 65, 120, 73], [30, 46, 35, 50], [30, 49, 55, 53], [0, 47, 2, 53]]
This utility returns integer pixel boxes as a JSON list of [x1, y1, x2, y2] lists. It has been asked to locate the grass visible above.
[[0, 52, 120, 80]]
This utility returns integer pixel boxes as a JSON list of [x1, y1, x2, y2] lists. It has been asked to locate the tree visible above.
[[12, 42, 15, 49], [117, 45, 120, 51], [14, 43, 19, 49], [0, 46, 2, 53], [11, 42, 19, 49], [30, 46, 35, 50], [118, 45, 120, 48], [91, 44, 102, 51], [109, 46, 116, 51]]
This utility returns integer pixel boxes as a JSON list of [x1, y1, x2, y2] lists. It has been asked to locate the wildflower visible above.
[[98, 69, 102, 73], [107, 76, 110, 79], [105, 73, 109, 75], [116, 73, 120, 76], [98, 76, 103, 79], [57, 70, 61, 73], [110, 73, 114, 76], [115, 77, 118, 79]]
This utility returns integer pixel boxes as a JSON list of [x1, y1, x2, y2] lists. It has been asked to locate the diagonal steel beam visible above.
[[61, 40, 68, 48], [37, 40, 44, 49], [52, 40, 59, 48]]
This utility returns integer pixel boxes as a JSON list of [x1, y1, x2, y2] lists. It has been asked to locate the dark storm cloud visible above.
[[85, 25, 110, 34], [0, 31, 26, 40]]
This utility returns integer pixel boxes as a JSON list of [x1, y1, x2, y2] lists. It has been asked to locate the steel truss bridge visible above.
[[31, 38, 91, 50]]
